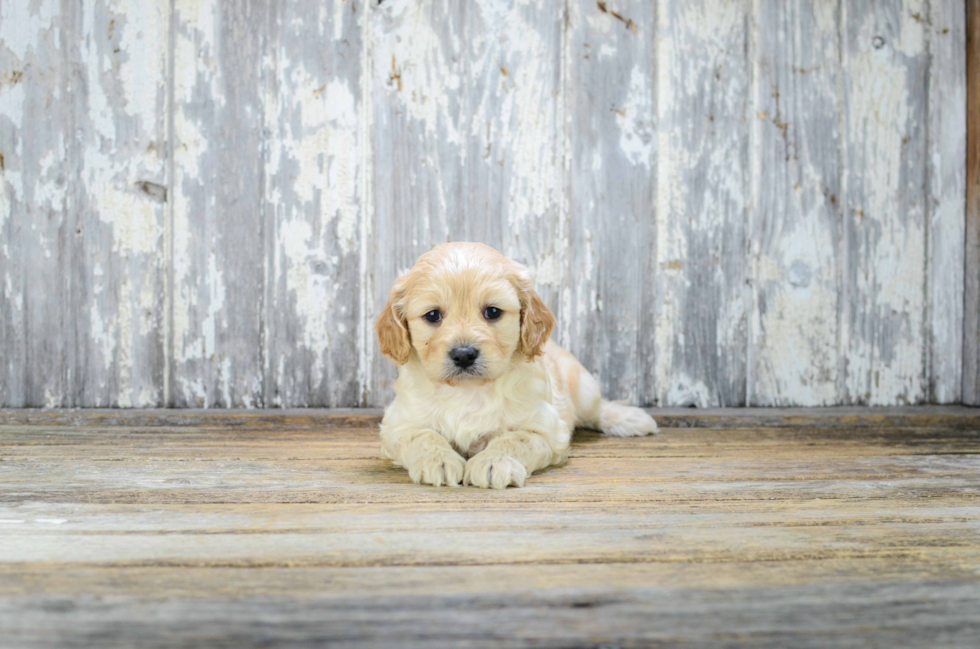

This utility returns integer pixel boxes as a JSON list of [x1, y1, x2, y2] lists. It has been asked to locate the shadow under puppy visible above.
[[376, 242, 658, 489]]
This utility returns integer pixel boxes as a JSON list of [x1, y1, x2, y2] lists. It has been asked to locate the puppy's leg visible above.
[[547, 341, 658, 437], [464, 430, 566, 489], [381, 427, 466, 487]]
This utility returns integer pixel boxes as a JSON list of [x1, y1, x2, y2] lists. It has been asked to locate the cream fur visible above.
[[376, 242, 658, 489]]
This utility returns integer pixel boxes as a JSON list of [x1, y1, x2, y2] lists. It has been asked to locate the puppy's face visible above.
[[376, 243, 554, 384]]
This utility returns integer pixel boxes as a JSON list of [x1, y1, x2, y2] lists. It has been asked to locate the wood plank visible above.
[[0, 409, 973, 441], [654, 0, 750, 406], [2, 423, 978, 508], [2, 516, 977, 566], [1, 412, 978, 645], [4, 559, 979, 599], [456, 0, 564, 297], [5, 435, 979, 471], [366, 0, 564, 406], [564, 0, 656, 405], [841, 0, 930, 405], [0, 3, 973, 410], [2, 405, 979, 429], [2, 580, 979, 649], [263, 1, 363, 407], [927, 0, 967, 403], [72, 1, 170, 407], [966, 0, 980, 406], [0, 1, 71, 407], [170, 0, 266, 407], [748, 0, 842, 406], [1, 436, 978, 564]]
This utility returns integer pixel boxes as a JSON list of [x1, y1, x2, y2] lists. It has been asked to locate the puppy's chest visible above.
[[428, 394, 513, 458]]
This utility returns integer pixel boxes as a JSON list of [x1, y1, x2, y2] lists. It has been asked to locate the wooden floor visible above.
[[1, 408, 979, 648]]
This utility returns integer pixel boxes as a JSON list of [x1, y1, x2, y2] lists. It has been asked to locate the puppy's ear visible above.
[[376, 282, 412, 365], [518, 283, 555, 359]]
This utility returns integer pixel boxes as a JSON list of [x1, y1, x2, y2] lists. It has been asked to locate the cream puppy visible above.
[[376, 242, 658, 489]]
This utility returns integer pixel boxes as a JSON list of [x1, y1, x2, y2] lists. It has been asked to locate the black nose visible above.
[[449, 345, 480, 369]]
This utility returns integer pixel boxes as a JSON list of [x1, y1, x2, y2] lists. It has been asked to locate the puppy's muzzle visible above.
[[448, 345, 480, 370]]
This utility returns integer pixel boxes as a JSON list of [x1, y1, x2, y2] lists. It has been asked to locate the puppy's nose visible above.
[[449, 345, 480, 369]]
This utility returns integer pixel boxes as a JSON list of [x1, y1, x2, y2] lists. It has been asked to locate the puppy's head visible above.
[[376, 242, 554, 383]]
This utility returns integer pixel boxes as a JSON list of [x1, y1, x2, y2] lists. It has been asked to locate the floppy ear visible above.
[[517, 283, 555, 359], [375, 282, 412, 365]]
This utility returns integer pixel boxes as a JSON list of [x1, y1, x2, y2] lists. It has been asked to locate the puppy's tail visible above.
[[598, 400, 659, 437]]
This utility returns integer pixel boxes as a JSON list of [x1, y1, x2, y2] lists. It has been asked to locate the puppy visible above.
[[375, 242, 658, 489]]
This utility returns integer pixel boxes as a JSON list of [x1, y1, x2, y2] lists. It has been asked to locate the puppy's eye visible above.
[[483, 306, 502, 321], [424, 310, 442, 324]]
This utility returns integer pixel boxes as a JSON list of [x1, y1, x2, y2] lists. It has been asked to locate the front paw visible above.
[[464, 452, 528, 489], [407, 447, 466, 487]]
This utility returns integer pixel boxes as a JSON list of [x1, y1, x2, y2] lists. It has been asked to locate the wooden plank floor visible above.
[[1, 408, 979, 648]]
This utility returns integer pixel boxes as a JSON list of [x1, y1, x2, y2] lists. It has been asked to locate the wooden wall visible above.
[[0, 0, 971, 408], [966, 0, 980, 406]]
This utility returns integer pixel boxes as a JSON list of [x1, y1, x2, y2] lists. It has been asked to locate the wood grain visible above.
[[842, 0, 930, 405], [170, 0, 267, 408], [749, 0, 843, 406], [0, 1, 72, 407], [0, 410, 978, 646], [0, 2, 971, 408], [263, 1, 363, 408], [3, 581, 980, 649], [3, 405, 980, 430], [564, 0, 656, 405], [927, 0, 967, 403], [654, 0, 750, 407], [966, 0, 980, 406], [73, 1, 170, 407]]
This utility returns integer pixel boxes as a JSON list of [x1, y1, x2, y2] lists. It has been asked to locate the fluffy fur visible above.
[[376, 242, 658, 489]]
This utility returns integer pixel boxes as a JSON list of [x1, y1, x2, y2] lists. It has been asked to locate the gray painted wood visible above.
[[73, 1, 170, 407], [654, 0, 751, 406], [928, 0, 967, 404], [5, 583, 980, 649], [966, 0, 980, 406], [0, 0, 72, 407], [171, 0, 267, 407], [564, 0, 656, 405], [367, 0, 565, 404], [749, 0, 843, 406], [0, 0, 970, 408], [263, 1, 363, 408], [842, 0, 930, 405]]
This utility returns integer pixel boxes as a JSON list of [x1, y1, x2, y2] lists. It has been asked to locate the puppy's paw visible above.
[[407, 447, 465, 487], [464, 452, 528, 489]]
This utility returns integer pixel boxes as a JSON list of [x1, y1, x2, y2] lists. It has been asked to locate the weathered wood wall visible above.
[[966, 0, 980, 406], [0, 0, 971, 408]]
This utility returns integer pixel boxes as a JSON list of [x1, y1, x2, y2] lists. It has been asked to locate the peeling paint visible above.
[[615, 67, 654, 168], [0, 3, 58, 61], [842, 2, 929, 405], [749, 0, 842, 407], [279, 219, 335, 381], [0, 0, 968, 408], [654, 0, 750, 406]]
